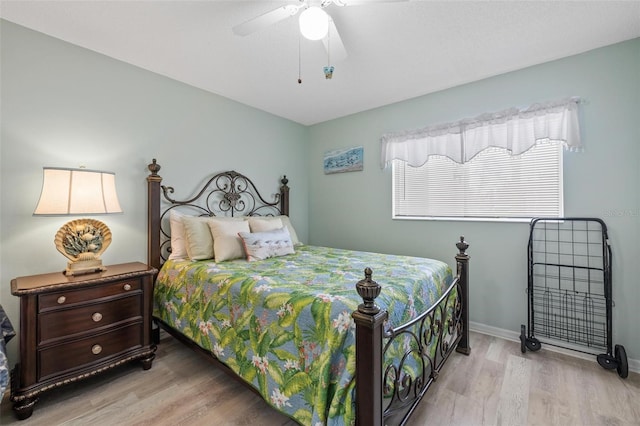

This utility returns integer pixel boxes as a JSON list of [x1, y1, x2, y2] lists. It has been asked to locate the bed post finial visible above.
[[456, 235, 469, 255], [356, 267, 381, 314], [148, 159, 161, 178]]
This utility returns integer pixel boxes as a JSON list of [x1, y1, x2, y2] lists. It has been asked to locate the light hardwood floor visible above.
[[1, 331, 638, 425]]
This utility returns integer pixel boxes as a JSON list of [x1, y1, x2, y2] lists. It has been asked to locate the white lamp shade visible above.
[[299, 6, 329, 41], [34, 167, 123, 215]]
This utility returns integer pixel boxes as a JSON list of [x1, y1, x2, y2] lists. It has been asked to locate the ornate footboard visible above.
[[353, 239, 470, 426], [146, 160, 469, 426]]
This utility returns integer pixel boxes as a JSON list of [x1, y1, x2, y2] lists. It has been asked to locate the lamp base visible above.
[[54, 218, 113, 277], [64, 259, 107, 276]]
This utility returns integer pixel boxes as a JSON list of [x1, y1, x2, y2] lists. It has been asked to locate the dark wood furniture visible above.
[[146, 159, 470, 426], [10, 262, 157, 420]]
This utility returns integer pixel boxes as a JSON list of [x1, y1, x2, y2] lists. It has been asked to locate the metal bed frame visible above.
[[146, 159, 472, 425]]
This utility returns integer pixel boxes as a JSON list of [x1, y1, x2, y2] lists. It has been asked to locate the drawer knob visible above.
[[123, 283, 132, 291], [91, 344, 102, 355], [92, 312, 103, 322], [57, 296, 66, 304]]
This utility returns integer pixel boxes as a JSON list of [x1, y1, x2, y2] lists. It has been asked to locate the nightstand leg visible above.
[[13, 396, 37, 420], [141, 352, 156, 370]]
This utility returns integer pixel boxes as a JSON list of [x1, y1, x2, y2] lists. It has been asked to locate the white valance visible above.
[[380, 97, 582, 168]]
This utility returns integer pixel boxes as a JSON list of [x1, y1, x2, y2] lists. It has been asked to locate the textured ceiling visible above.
[[1, 0, 639, 125]]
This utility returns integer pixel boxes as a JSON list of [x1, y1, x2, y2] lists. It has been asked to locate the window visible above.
[[392, 142, 563, 220], [381, 97, 580, 221]]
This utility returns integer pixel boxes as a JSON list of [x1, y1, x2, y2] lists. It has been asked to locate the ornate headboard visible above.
[[146, 159, 290, 269]]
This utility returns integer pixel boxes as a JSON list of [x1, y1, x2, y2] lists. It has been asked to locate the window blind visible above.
[[393, 142, 563, 219]]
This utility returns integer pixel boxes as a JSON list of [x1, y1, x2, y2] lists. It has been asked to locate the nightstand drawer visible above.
[[38, 322, 143, 381], [38, 279, 141, 311], [39, 295, 142, 343]]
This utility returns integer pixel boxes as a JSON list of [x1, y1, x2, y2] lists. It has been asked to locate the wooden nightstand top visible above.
[[11, 262, 158, 295]]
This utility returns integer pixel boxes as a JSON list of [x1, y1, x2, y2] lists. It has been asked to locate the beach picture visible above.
[[323, 146, 364, 174]]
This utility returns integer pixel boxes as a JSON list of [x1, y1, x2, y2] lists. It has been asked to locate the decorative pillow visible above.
[[238, 227, 295, 262], [207, 218, 251, 262], [182, 216, 216, 260], [248, 215, 301, 245], [248, 217, 283, 233], [168, 210, 188, 260]]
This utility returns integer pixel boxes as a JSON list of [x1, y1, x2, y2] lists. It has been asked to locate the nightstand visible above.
[[10, 262, 158, 420]]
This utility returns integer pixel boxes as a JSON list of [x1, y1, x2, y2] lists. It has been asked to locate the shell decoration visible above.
[[55, 218, 112, 262]]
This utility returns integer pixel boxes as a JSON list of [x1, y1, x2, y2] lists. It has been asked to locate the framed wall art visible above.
[[323, 146, 364, 174]]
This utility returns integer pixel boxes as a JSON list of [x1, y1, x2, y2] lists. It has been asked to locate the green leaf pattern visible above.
[[154, 245, 452, 426]]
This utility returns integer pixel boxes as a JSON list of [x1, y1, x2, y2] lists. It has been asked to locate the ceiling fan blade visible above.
[[232, 5, 301, 36], [322, 18, 348, 62]]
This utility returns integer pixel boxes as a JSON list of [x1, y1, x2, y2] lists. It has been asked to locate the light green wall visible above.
[[0, 20, 309, 363], [308, 38, 640, 361]]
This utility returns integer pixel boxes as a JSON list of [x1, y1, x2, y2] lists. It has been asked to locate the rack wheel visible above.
[[597, 353, 617, 370], [615, 345, 628, 379], [525, 336, 541, 352], [520, 325, 526, 353]]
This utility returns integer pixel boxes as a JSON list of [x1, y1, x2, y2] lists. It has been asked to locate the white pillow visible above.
[[207, 218, 251, 262], [238, 227, 295, 261], [248, 215, 301, 245], [168, 210, 188, 260]]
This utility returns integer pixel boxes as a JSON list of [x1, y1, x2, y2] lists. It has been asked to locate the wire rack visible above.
[[521, 217, 628, 378], [529, 218, 608, 350]]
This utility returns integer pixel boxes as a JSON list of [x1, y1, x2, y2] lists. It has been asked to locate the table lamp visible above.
[[33, 167, 122, 276]]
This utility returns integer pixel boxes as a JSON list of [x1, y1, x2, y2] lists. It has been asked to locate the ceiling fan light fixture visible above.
[[299, 6, 329, 41]]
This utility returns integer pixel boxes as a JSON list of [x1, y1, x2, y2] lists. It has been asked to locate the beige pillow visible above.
[[248, 215, 301, 245], [168, 210, 188, 260], [208, 218, 251, 262], [248, 217, 283, 233], [280, 216, 301, 245], [182, 216, 215, 260]]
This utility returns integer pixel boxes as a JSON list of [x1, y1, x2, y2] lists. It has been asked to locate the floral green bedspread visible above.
[[154, 245, 453, 426]]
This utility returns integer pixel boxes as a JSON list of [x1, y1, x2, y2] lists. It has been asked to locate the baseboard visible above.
[[469, 321, 639, 375]]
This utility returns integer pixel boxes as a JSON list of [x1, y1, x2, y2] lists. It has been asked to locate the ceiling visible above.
[[1, 1, 639, 125]]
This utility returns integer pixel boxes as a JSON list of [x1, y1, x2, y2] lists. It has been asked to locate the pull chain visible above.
[[324, 17, 334, 79], [298, 30, 302, 84]]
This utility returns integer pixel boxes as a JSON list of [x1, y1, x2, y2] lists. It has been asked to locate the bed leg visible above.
[[152, 319, 160, 345], [455, 236, 471, 355], [352, 268, 388, 426]]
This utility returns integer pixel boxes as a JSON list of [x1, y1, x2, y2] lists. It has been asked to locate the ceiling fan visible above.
[[232, 0, 408, 62]]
